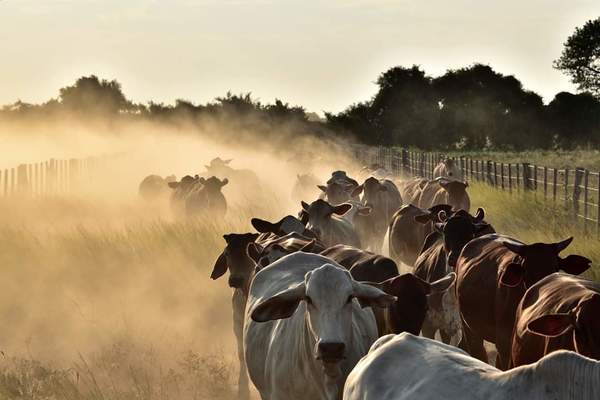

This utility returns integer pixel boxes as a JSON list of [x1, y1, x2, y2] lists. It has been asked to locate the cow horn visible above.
[[554, 237, 573, 253]]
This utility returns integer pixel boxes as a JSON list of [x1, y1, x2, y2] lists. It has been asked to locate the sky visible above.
[[1, 0, 599, 114]]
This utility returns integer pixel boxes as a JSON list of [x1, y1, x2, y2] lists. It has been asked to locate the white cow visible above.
[[344, 333, 600, 400], [244, 252, 395, 400]]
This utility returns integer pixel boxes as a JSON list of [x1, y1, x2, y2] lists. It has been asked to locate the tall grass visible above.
[[0, 195, 280, 400]]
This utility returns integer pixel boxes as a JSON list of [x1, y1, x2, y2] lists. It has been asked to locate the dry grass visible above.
[[0, 195, 285, 400]]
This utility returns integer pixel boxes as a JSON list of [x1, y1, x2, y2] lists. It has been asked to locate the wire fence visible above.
[[0, 156, 108, 198], [351, 145, 600, 237]]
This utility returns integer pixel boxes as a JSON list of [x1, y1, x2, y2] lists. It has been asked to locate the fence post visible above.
[[500, 163, 504, 190], [508, 163, 512, 193], [573, 168, 584, 222], [583, 169, 589, 234], [564, 169, 569, 210], [543, 167, 548, 198], [486, 161, 492, 185], [553, 169, 557, 202], [522, 163, 531, 191], [597, 172, 600, 236]]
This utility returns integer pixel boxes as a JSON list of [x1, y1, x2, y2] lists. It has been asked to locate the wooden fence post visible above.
[[553, 169, 557, 202], [573, 168, 584, 221], [564, 169, 569, 210], [543, 167, 548, 198], [523, 163, 531, 191], [500, 163, 505, 190], [583, 169, 589, 234]]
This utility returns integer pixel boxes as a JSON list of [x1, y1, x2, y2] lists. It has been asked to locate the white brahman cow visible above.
[[344, 333, 600, 400], [244, 252, 395, 400]]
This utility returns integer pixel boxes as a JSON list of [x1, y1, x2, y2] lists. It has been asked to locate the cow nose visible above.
[[317, 341, 346, 362], [228, 276, 244, 288]]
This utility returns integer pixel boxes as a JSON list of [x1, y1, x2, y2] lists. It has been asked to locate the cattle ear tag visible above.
[[499, 263, 524, 287]]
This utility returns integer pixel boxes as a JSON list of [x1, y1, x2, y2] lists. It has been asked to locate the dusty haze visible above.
[[0, 119, 364, 398]]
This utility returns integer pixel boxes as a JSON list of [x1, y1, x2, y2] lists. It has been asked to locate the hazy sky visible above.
[[1, 0, 599, 114]]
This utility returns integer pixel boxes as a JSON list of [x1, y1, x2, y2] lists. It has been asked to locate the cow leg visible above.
[[440, 330, 451, 344], [420, 319, 436, 339], [495, 337, 511, 371], [232, 290, 250, 400], [459, 320, 488, 364]]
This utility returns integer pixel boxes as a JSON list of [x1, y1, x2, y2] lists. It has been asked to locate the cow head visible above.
[[251, 215, 315, 238], [500, 237, 591, 288], [318, 182, 356, 205], [433, 208, 491, 268], [167, 175, 198, 191], [211, 233, 260, 289], [200, 176, 228, 193], [300, 200, 352, 240], [436, 178, 470, 212], [371, 272, 456, 335], [414, 204, 455, 225], [351, 177, 387, 205], [527, 294, 600, 360], [251, 264, 395, 367]]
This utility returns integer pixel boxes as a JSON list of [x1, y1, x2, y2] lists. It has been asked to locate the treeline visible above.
[[326, 64, 600, 150], [0, 76, 330, 147], [1, 66, 599, 150]]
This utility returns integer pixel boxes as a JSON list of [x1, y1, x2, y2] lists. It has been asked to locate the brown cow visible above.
[[253, 233, 326, 268], [414, 208, 493, 345], [455, 234, 591, 370], [211, 232, 262, 400], [321, 244, 456, 337], [352, 177, 403, 252], [251, 215, 316, 241], [418, 178, 470, 212], [511, 272, 600, 367], [433, 157, 463, 181], [387, 203, 453, 266]]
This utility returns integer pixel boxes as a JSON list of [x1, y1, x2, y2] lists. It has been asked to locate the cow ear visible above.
[[246, 242, 263, 262], [358, 206, 372, 216], [168, 181, 179, 189], [474, 207, 485, 221], [559, 254, 591, 275], [210, 252, 228, 280], [198, 177, 206, 184], [301, 201, 310, 211], [299, 210, 309, 225], [429, 272, 456, 293], [503, 241, 527, 256], [437, 210, 448, 222], [251, 218, 276, 233], [414, 212, 432, 224], [352, 281, 396, 308], [221, 178, 229, 187], [499, 263, 524, 287], [332, 203, 353, 216], [527, 314, 574, 337], [554, 237, 573, 253], [251, 282, 306, 322], [351, 185, 364, 197], [317, 185, 327, 193]]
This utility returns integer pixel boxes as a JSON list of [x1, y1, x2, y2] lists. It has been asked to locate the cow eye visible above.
[[346, 295, 354, 304], [305, 296, 313, 305]]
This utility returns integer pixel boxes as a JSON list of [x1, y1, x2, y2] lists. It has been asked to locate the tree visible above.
[[555, 18, 600, 97], [547, 92, 600, 148], [58, 75, 133, 115]]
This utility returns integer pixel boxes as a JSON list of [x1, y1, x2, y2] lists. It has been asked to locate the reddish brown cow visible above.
[[388, 204, 453, 266], [511, 272, 600, 367], [455, 234, 591, 370]]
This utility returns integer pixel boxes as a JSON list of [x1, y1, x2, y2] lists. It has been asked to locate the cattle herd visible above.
[[139, 157, 600, 400]]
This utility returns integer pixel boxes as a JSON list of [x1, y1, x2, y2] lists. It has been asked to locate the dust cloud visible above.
[[0, 117, 362, 399]]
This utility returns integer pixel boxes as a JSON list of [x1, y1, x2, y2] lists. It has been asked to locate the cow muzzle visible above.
[[316, 341, 346, 363], [228, 276, 245, 288]]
